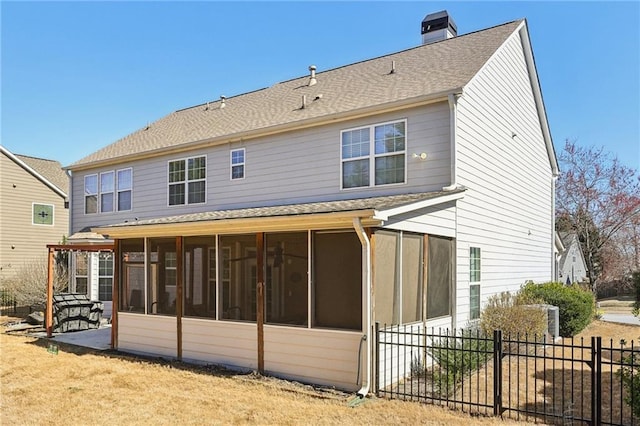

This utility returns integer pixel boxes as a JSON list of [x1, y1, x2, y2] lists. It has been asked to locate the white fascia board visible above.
[[373, 191, 465, 221], [0, 145, 68, 199]]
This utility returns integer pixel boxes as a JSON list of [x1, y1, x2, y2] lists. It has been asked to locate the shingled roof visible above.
[[16, 154, 69, 195], [71, 20, 523, 169]]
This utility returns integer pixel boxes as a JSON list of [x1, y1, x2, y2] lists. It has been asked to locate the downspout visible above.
[[443, 93, 460, 191], [353, 217, 371, 398], [551, 174, 558, 281]]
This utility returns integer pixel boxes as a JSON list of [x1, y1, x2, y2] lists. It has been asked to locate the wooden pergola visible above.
[[45, 243, 115, 339]]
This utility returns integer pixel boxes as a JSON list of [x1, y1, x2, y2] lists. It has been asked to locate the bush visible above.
[[480, 291, 548, 339], [617, 352, 640, 418], [3, 258, 68, 308], [428, 326, 493, 395], [520, 282, 595, 337]]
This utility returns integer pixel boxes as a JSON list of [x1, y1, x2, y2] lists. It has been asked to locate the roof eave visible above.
[[92, 209, 381, 239], [373, 188, 465, 220], [0, 145, 68, 198], [67, 90, 457, 172]]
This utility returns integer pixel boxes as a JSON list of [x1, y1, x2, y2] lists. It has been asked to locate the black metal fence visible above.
[[376, 322, 639, 425], [0, 288, 17, 314]]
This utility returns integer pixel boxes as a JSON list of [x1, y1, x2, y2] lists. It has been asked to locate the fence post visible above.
[[375, 322, 380, 397], [493, 329, 503, 417], [590, 336, 602, 426]]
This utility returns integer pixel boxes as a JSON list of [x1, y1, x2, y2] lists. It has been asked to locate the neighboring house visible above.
[[0, 145, 69, 282], [554, 231, 565, 282], [64, 12, 558, 393], [559, 232, 588, 284]]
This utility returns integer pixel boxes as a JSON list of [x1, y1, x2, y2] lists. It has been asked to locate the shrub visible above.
[[520, 282, 595, 337], [428, 326, 493, 395], [3, 258, 68, 308], [617, 352, 640, 418], [480, 291, 548, 339]]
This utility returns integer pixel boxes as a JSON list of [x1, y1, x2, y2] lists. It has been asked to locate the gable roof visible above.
[[0, 145, 68, 198], [70, 20, 523, 170]]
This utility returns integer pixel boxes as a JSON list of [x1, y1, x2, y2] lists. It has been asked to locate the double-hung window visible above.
[[169, 156, 206, 205], [117, 169, 132, 211], [100, 171, 114, 213], [341, 120, 406, 189], [84, 169, 132, 214], [85, 175, 98, 214], [469, 247, 481, 320], [230, 149, 245, 180]]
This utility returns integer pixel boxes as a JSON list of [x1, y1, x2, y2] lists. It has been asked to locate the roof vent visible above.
[[220, 95, 226, 109], [421, 10, 457, 45], [308, 65, 317, 86]]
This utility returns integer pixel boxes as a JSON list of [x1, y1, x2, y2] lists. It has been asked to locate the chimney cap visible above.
[[421, 10, 457, 35]]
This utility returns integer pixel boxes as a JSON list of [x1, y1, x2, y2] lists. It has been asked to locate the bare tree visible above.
[[2, 257, 68, 308], [556, 139, 640, 289]]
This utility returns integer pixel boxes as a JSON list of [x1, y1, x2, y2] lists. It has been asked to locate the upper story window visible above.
[[85, 175, 98, 214], [168, 156, 206, 206], [85, 168, 133, 214], [341, 120, 406, 189], [230, 148, 245, 180], [100, 171, 114, 213], [33, 203, 54, 226], [117, 169, 133, 211]]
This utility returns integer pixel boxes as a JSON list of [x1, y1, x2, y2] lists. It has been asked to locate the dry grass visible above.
[[460, 320, 640, 424], [0, 317, 526, 426]]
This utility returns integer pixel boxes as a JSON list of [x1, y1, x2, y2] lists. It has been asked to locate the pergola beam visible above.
[[45, 243, 115, 337]]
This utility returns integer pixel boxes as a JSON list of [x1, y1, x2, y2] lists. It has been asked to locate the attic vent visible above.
[[421, 10, 457, 44], [308, 65, 317, 86], [220, 95, 226, 109]]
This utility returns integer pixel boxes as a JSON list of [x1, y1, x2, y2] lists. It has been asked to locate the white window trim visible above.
[[98, 253, 114, 301], [32, 202, 55, 226], [84, 174, 98, 215], [340, 119, 408, 190], [230, 148, 246, 181], [100, 171, 115, 213], [84, 169, 133, 215], [116, 168, 133, 212], [469, 246, 481, 320], [167, 155, 207, 207]]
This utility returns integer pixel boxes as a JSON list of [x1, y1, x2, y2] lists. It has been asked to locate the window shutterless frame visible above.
[[84, 174, 98, 214], [340, 119, 407, 190], [167, 155, 207, 206], [230, 148, 245, 180], [116, 168, 133, 212]]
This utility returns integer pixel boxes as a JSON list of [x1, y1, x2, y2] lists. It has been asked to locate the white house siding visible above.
[[382, 201, 457, 238], [117, 313, 177, 358], [454, 30, 553, 325], [560, 240, 587, 284], [182, 319, 257, 370], [263, 326, 362, 391], [377, 315, 452, 389], [70, 103, 450, 233]]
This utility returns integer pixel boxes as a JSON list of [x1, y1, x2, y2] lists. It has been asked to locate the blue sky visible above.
[[1, 1, 639, 170]]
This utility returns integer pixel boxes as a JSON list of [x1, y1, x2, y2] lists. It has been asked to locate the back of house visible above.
[[63, 11, 557, 392]]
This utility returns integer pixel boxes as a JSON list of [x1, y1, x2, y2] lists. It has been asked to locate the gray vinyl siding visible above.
[[0, 153, 69, 281], [71, 103, 451, 233], [454, 30, 553, 324]]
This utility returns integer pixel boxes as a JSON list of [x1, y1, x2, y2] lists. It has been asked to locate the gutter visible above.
[[353, 217, 371, 398], [66, 90, 459, 172]]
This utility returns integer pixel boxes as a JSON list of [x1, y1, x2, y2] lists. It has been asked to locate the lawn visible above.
[[1, 317, 637, 425], [0, 317, 524, 426]]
